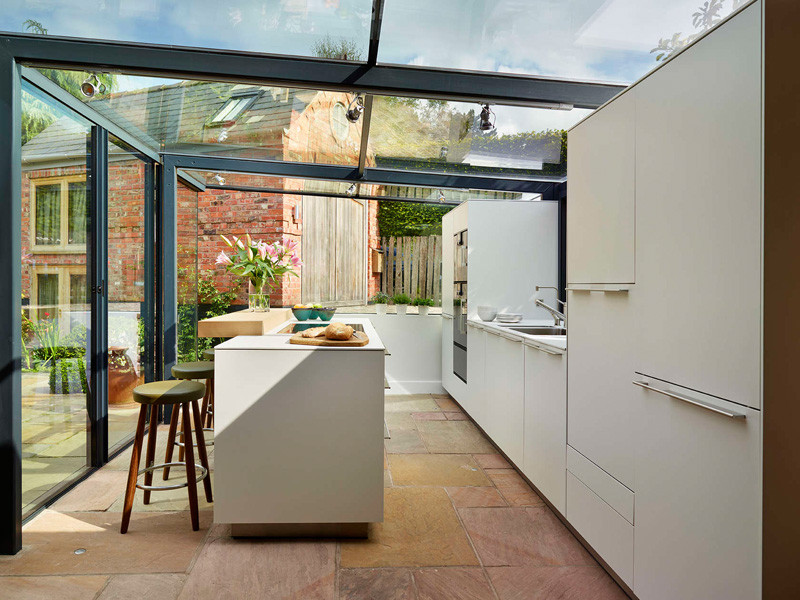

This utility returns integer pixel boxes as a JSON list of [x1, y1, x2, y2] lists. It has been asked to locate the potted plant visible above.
[[413, 297, 435, 316], [371, 292, 390, 315], [392, 293, 413, 316], [217, 234, 302, 312]]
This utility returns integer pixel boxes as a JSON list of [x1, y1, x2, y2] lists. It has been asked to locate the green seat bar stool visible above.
[[121, 380, 212, 533], [164, 360, 215, 480], [202, 348, 215, 361]]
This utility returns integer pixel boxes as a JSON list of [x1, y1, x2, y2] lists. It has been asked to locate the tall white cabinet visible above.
[[566, 2, 786, 598]]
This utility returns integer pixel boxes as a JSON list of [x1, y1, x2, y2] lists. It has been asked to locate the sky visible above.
[[5, 0, 746, 140]]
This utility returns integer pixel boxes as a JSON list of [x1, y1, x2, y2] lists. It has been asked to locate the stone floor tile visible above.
[[178, 537, 335, 600], [0, 510, 211, 576], [97, 573, 187, 600], [384, 412, 418, 431], [385, 430, 428, 454], [385, 395, 440, 413], [107, 473, 215, 513], [444, 411, 469, 421], [458, 507, 594, 568], [0, 575, 108, 600], [412, 412, 447, 421], [52, 470, 130, 512], [484, 469, 544, 507], [487, 566, 628, 600], [434, 397, 460, 411], [384, 470, 393, 487], [416, 421, 496, 454], [446, 486, 507, 508], [414, 567, 495, 600], [341, 487, 479, 568], [473, 454, 511, 469], [389, 455, 489, 487], [339, 568, 416, 600]]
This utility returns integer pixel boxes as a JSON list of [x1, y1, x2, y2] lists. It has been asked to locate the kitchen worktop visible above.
[[197, 308, 293, 337], [216, 318, 385, 351], [468, 317, 567, 354]]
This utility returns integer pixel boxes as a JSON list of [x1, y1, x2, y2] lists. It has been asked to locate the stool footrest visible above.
[[175, 428, 214, 447], [136, 462, 208, 491]]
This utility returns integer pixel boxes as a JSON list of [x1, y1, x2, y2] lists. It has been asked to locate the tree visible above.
[[311, 35, 363, 61], [651, 0, 742, 62]]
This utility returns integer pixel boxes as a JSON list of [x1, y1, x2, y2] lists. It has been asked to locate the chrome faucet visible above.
[[535, 285, 566, 327]]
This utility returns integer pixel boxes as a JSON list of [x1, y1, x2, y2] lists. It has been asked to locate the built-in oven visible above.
[[453, 229, 468, 382]]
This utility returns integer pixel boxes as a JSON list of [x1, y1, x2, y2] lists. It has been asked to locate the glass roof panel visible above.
[[378, 0, 749, 84], [42, 71, 364, 165], [2, 0, 371, 60], [368, 96, 592, 179]]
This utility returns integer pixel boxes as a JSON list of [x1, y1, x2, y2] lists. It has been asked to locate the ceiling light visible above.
[[346, 94, 365, 123], [346, 183, 357, 197], [217, 128, 230, 143], [80, 74, 106, 98], [438, 190, 446, 203], [479, 104, 495, 132], [213, 174, 226, 185]]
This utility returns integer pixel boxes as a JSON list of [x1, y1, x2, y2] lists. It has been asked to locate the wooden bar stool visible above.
[[164, 361, 215, 480], [120, 380, 212, 533]]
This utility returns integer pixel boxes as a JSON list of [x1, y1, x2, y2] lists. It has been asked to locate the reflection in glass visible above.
[[177, 182, 199, 364], [20, 81, 91, 516], [1, 0, 371, 59], [107, 136, 151, 453]]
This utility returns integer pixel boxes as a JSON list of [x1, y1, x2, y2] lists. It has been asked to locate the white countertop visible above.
[[467, 317, 567, 355], [216, 318, 386, 351]]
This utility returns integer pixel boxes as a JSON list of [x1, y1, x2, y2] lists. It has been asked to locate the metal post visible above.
[[161, 158, 178, 380], [89, 126, 109, 466], [0, 51, 22, 555]]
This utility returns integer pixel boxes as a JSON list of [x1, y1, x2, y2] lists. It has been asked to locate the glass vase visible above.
[[248, 281, 270, 312]]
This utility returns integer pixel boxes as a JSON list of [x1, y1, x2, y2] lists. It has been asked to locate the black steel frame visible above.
[[0, 0, 624, 552]]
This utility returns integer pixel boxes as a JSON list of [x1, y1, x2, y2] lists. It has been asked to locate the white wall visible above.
[[338, 313, 444, 394]]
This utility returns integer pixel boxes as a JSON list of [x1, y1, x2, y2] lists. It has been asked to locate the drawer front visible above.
[[567, 472, 634, 587], [567, 446, 633, 524]]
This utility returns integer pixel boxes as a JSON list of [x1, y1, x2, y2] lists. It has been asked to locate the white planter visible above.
[[375, 303, 388, 315], [417, 306, 430, 317], [396, 304, 408, 316]]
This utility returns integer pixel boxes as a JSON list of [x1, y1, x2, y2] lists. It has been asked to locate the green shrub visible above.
[[413, 297, 434, 307], [392, 293, 413, 305], [48, 357, 89, 394], [378, 201, 452, 237], [370, 292, 389, 304]]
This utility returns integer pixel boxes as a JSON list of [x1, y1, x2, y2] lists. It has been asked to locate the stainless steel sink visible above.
[[507, 326, 566, 336]]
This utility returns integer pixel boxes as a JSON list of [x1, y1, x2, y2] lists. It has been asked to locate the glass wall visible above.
[[177, 181, 199, 364], [107, 136, 151, 453], [20, 81, 91, 516]]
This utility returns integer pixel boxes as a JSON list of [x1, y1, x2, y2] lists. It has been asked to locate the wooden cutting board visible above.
[[289, 331, 369, 347]]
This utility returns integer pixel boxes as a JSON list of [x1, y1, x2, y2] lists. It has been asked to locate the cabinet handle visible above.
[[534, 345, 562, 356], [442, 313, 454, 320], [566, 284, 631, 292], [632, 380, 746, 419]]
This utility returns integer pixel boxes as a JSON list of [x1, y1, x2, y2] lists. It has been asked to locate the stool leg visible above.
[[199, 381, 210, 429], [163, 403, 180, 480], [206, 377, 214, 428], [191, 398, 213, 503], [121, 404, 147, 534], [142, 406, 159, 505], [178, 408, 186, 464], [182, 402, 200, 531]]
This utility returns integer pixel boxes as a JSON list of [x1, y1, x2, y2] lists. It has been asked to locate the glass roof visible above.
[[378, 0, 749, 83], [2, 0, 371, 59], [368, 96, 592, 178]]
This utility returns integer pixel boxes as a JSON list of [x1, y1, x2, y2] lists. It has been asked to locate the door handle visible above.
[[632, 380, 745, 419]]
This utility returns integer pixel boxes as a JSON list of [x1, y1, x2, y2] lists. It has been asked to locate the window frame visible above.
[[31, 264, 88, 329], [208, 92, 260, 125], [30, 174, 88, 253], [330, 101, 350, 142]]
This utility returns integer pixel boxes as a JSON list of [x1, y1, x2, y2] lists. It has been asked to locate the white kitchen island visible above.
[[214, 318, 385, 537]]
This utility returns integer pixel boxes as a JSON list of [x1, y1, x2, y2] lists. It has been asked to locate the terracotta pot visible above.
[[108, 346, 140, 405]]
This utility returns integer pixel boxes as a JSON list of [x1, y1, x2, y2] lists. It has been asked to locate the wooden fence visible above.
[[380, 236, 442, 303]]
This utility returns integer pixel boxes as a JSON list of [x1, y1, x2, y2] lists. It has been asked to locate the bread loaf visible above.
[[325, 322, 354, 340], [300, 326, 327, 338]]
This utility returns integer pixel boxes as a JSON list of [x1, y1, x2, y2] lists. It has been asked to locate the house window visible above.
[[32, 265, 88, 325], [209, 93, 259, 124], [31, 176, 87, 251], [330, 102, 350, 141]]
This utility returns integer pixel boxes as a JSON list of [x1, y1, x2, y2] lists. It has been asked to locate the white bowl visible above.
[[477, 306, 497, 321], [496, 313, 523, 323]]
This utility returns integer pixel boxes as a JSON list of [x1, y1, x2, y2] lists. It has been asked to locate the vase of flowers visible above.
[[216, 234, 301, 312]]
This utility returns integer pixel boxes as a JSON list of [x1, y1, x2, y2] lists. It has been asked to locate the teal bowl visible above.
[[317, 308, 337, 321], [309, 309, 320, 319], [292, 308, 313, 321]]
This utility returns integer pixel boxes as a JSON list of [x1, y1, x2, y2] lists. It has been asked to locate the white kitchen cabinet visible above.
[[567, 90, 635, 286], [567, 289, 637, 489], [522, 343, 566, 514], [633, 377, 760, 600], [441, 208, 456, 321], [441, 314, 455, 394], [483, 330, 524, 466], [634, 3, 762, 409], [466, 322, 486, 428]]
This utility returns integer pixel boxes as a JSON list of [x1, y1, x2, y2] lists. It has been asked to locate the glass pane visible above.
[[177, 181, 199, 363], [378, 0, 748, 83], [107, 137, 151, 452], [34, 183, 60, 245], [1, 0, 372, 60], [67, 181, 87, 245], [21, 81, 91, 517], [370, 97, 591, 178]]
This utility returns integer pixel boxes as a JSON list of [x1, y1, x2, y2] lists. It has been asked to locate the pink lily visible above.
[[220, 234, 234, 248], [265, 244, 279, 261], [290, 255, 302, 268], [285, 239, 298, 252], [215, 251, 232, 265], [257, 241, 268, 260]]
